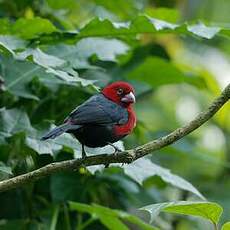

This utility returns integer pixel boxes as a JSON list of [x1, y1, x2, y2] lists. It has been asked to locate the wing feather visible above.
[[65, 94, 128, 125]]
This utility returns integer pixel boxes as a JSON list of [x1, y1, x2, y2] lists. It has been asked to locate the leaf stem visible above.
[[77, 217, 95, 230], [50, 204, 60, 230]]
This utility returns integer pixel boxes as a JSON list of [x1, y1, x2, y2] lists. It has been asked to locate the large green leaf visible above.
[[1, 16, 229, 45], [69, 202, 157, 230], [140, 201, 223, 225], [0, 17, 57, 39], [0, 35, 27, 55], [94, 0, 139, 20], [0, 162, 12, 175], [124, 158, 204, 199], [187, 23, 221, 39], [11, 16, 226, 45], [222, 222, 230, 230], [0, 18, 10, 34], [15, 48, 92, 84], [127, 57, 186, 86], [78, 16, 229, 39], [16, 48, 66, 68], [0, 55, 94, 99], [46, 38, 129, 69], [0, 108, 35, 143], [0, 108, 81, 155], [145, 8, 180, 23], [11, 17, 57, 39], [0, 56, 57, 99]]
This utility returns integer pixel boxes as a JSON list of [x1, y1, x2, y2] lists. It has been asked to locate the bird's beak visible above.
[[121, 92, 136, 103]]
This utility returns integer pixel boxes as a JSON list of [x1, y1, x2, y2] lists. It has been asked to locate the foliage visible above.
[[0, 0, 230, 229]]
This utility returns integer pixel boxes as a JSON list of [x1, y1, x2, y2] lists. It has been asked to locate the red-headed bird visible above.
[[41, 81, 136, 158]]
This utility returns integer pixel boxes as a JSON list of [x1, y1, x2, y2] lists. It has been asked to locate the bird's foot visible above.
[[81, 144, 87, 159], [107, 143, 122, 155], [81, 151, 87, 160]]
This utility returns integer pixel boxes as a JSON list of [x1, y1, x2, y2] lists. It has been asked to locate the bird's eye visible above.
[[117, 88, 124, 95]]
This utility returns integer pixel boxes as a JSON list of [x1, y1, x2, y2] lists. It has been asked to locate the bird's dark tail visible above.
[[40, 123, 80, 140]]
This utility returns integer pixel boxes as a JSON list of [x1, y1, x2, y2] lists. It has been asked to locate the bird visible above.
[[41, 81, 136, 158]]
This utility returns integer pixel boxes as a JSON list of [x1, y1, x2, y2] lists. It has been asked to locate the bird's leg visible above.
[[81, 144, 87, 159], [107, 142, 122, 154], [104, 143, 122, 169]]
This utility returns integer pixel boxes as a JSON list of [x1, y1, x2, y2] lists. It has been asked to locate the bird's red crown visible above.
[[102, 81, 135, 107]]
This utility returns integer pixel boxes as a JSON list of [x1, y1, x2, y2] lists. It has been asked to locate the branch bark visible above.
[[0, 84, 229, 192]]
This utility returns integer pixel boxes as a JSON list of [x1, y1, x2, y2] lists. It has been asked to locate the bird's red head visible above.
[[102, 81, 135, 107]]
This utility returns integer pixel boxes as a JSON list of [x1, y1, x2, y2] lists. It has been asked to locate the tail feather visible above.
[[40, 123, 80, 140]]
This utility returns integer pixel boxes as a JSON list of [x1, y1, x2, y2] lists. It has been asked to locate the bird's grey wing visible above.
[[65, 94, 128, 125]]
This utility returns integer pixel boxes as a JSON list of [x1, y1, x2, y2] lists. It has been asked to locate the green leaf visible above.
[[0, 56, 94, 99], [26, 131, 81, 155], [12, 17, 57, 39], [187, 23, 221, 39], [124, 158, 204, 199], [15, 47, 96, 86], [75, 38, 129, 62], [0, 35, 27, 55], [222, 222, 230, 230], [46, 38, 129, 70], [14, 16, 229, 45], [0, 162, 12, 175], [76, 16, 222, 40], [145, 8, 180, 23], [16, 48, 66, 68], [51, 172, 85, 202], [0, 108, 34, 143], [47, 0, 77, 10], [94, 0, 139, 20], [127, 57, 186, 86], [26, 126, 82, 155], [69, 202, 157, 230], [140, 201, 223, 225], [0, 56, 49, 99], [0, 108, 81, 155], [0, 18, 11, 34], [99, 215, 129, 230]]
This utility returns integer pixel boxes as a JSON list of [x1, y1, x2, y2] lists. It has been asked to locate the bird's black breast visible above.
[[69, 124, 124, 148]]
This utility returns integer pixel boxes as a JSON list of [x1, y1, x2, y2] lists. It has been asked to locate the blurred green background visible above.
[[0, 0, 230, 229]]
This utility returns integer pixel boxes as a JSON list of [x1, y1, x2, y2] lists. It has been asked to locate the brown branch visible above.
[[0, 84, 229, 192]]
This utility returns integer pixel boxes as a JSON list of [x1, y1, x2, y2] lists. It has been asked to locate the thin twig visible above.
[[0, 84, 229, 193]]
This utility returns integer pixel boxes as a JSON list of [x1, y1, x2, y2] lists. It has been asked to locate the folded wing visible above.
[[65, 94, 128, 126]]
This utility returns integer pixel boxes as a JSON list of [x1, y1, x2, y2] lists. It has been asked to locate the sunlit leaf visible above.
[[140, 201, 223, 224], [187, 23, 221, 39], [222, 222, 230, 230], [16, 48, 66, 68], [12, 17, 57, 39], [145, 8, 180, 23], [76, 16, 223, 40], [69, 202, 157, 230], [0, 35, 27, 55]]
